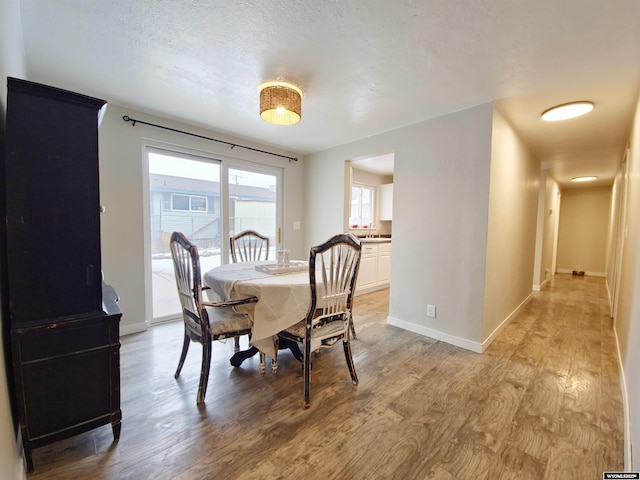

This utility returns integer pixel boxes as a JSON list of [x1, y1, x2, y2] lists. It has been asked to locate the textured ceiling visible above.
[[18, 0, 640, 187]]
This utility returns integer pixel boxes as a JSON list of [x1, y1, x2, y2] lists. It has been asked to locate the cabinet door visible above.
[[380, 183, 393, 221], [356, 244, 378, 290], [377, 252, 391, 284], [5, 79, 106, 323], [357, 255, 378, 289]]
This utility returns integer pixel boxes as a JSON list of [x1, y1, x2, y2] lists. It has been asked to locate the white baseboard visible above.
[[481, 292, 533, 352], [387, 292, 533, 354], [557, 268, 606, 277], [120, 321, 149, 336], [614, 325, 633, 470], [533, 277, 550, 292], [386, 316, 483, 353]]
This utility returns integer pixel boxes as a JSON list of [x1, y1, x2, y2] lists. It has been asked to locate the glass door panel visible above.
[[146, 149, 283, 323], [148, 149, 221, 322], [228, 167, 279, 259]]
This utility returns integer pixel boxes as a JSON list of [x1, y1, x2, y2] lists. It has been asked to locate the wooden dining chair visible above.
[[277, 233, 361, 408], [228, 229, 270, 355], [170, 231, 258, 404], [230, 229, 270, 263]]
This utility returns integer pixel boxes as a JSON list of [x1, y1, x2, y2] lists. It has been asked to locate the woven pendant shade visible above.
[[259, 81, 302, 125]]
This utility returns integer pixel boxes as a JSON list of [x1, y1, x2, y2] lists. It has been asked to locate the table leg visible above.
[[230, 346, 259, 367], [229, 340, 303, 367]]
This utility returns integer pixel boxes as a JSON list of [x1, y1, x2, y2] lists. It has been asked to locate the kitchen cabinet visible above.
[[356, 243, 379, 290], [377, 242, 392, 283], [10, 288, 121, 472], [380, 183, 393, 221], [355, 240, 391, 295]]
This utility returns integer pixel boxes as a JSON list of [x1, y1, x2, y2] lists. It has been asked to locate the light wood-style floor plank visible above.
[[27, 274, 623, 479]]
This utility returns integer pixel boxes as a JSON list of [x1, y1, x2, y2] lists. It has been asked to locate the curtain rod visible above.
[[121, 115, 299, 162]]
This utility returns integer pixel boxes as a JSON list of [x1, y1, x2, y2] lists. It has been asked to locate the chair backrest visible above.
[[307, 233, 361, 328], [230, 230, 270, 263], [170, 232, 206, 333]]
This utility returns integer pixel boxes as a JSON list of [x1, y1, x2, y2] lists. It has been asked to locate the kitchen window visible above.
[[350, 183, 374, 228]]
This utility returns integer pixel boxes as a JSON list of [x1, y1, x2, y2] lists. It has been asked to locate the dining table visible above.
[[203, 260, 312, 359]]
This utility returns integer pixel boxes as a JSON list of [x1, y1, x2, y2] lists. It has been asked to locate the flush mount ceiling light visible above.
[[259, 81, 303, 125], [571, 176, 598, 183], [541, 101, 595, 121]]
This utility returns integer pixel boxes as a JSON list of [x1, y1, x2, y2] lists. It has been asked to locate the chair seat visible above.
[[283, 317, 347, 342], [205, 305, 252, 336]]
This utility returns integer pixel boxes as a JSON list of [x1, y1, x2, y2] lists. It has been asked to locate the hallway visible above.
[[481, 273, 624, 478], [27, 274, 623, 479]]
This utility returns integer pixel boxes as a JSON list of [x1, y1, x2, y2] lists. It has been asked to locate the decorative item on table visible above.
[[276, 249, 290, 267], [255, 260, 307, 275]]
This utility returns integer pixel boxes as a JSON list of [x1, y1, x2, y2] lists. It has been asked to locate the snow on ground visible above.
[[151, 253, 221, 319]]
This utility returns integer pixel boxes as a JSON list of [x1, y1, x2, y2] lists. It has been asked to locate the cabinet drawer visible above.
[[361, 244, 379, 257], [13, 315, 118, 362], [378, 242, 392, 253]]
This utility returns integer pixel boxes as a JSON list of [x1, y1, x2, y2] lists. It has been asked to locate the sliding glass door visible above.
[[146, 148, 283, 322]]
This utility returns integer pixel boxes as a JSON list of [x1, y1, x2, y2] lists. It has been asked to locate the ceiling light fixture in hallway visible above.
[[541, 101, 595, 121]]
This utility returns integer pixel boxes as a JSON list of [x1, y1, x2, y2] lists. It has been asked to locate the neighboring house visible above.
[[148, 174, 276, 253]]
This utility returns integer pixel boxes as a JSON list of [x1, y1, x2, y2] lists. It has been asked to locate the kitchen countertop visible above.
[[358, 237, 392, 243]]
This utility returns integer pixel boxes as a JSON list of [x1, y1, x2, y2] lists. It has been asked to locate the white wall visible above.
[[0, 0, 27, 477], [306, 103, 495, 351], [614, 94, 640, 470], [305, 133, 397, 248], [542, 176, 560, 281], [482, 107, 540, 343], [533, 172, 560, 290], [607, 164, 624, 307], [98, 104, 306, 334], [556, 187, 612, 276]]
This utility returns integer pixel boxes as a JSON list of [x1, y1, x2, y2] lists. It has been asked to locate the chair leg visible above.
[[303, 339, 312, 409], [349, 318, 357, 340], [174, 334, 190, 378], [259, 352, 266, 374], [257, 353, 278, 374], [343, 339, 359, 385], [197, 339, 212, 404], [234, 336, 241, 353], [271, 336, 279, 374]]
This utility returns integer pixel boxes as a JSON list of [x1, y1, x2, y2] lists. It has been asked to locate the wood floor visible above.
[[28, 274, 623, 479]]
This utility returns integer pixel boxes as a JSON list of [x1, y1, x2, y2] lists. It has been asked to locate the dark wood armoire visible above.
[[2, 77, 121, 471]]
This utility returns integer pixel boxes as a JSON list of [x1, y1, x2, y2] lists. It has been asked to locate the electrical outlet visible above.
[[427, 304, 436, 318]]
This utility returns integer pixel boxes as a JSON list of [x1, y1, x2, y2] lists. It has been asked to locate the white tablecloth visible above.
[[203, 261, 311, 357]]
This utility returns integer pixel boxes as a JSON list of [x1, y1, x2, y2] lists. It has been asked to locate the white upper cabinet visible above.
[[380, 183, 393, 221]]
